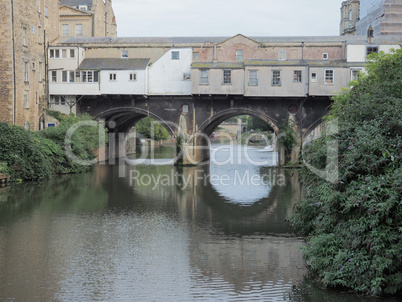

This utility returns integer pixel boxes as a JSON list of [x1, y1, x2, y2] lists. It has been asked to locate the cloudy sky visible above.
[[112, 0, 343, 37]]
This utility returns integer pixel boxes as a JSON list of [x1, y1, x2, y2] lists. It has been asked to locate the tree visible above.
[[288, 49, 402, 296], [135, 117, 170, 141]]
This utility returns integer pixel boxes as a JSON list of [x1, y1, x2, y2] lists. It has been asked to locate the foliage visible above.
[[135, 117, 170, 141], [278, 119, 297, 164], [288, 49, 402, 296], [0, 111, 108, 181]]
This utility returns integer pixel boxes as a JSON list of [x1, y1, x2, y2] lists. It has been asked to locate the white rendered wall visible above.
[[100, 69, 147, 95], [149, 48, 192, 95]]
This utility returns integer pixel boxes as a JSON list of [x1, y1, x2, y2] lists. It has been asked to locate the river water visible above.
[[0, 145, 387, 301]]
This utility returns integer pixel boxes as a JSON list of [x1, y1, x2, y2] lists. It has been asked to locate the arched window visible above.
[[349, 9, 353, 20], [367, 26, 374, 37]]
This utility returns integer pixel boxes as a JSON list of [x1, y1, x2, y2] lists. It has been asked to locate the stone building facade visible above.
[[340, 0, 360, 35], [59, 0, 117, 42], [0, 0, 59, 130]]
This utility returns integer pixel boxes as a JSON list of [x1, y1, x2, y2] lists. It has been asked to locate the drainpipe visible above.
[[11, 0, 16, 124]]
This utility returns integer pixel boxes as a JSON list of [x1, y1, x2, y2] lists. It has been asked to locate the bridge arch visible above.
[[94, 107, 176, 136], [197, 108, 280, 137]]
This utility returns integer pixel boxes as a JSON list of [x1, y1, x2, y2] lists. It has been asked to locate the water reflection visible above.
[[0, 146, 322, 301]]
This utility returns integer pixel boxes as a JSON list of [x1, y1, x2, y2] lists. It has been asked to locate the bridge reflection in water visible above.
[[0, 145, 308, 301]]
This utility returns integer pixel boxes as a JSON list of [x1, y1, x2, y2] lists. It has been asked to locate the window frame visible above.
[[109, 73, 117, 81], [51, 71, 57, 83], [121, 50, 128, 58], [248, 70, 258, 86], [236, 50, 244, 61], [324, 69, 334, 85], [193, 52, 199, 61], [223, 69, 232, 85], [24, 90, 29, 109], [171, 51, 180, 60], [24, 61, 28, 82], [75, 24, 83, 36], [200, 69, 209, 85], [293, 70, 302, 83], [366, 46, 379, 56], [129, 73, 137, 81], [62, 24, 69, 36], [311, 72, 317, 83], [272, 70, 281, 86], [278, 50, 286, 60]]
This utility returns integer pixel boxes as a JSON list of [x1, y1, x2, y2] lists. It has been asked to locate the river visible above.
[[0, 145, 386, 301]]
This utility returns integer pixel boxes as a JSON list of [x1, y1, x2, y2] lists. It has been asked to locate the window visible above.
[[38, 26, 41, 43], [248, 70, 258, 86], [70, 49, 75, 58], [50, 49, 54, 58], [223, 69, 231, 85], [87, 71, 93, 82], [32, 62, 35, 71], [109, 73, 116, 81], [45, 6, 48, 17], [82, 71, 87, 82], [325, 69, 334, 84], [24, 91, 29, 108], [39, 62, 42, 81], [121, 50, 128, 58], [62, 24, 69, 36], [349, 9, 352, 20], [94, 71, 99, 82], [193, 52, 199, 60], [171, 51, 180, 60], [293, 70, 302, 83], [351, 69, 361, 81], [322, 53, 328, 59], [62, 71, 68, 82], [23, 27, 27, 46], [236, 50, 243, 61], [52, 96, 66, 106], [75, 71, 81, 82], [367, 26, 374, 38], [62, 49, 67, 58], [79, 5, 87, 11], [272, 70, 281, 86], [37, 0, 40, 12], [129, 73, 137, 81], [55, 49, 60, 58], [278, 50, 286, 60], [311, 72, 317, 82], [51, 71, 57, 82], [31, 26, 34, 34], [366, 46, 378, 56], [183, 73, 191, 80], [200, 70, 208, 85], [75, 24, 82, 36], [24, 62, 28, 81], [69, 71, 75, 82]]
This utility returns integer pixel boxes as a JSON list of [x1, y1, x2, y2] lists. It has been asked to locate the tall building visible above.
[[0, 0, 59, 130], [340, 0, 361, 35], [59, 0, 117, 42], [356, 0, 402, 36]]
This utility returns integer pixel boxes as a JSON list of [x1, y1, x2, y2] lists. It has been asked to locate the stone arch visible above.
[[196, 107, 280, 137], [94, 107, 176, 136]]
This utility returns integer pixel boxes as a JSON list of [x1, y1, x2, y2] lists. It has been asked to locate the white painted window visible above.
[[248, 70, 258, 86], [223, 69, 231, 85], [171, 51, 180, 60], [62, 71, 68, 82], [324, 69, 334, 84], [200, 70, 208, 85], [62, 49, 67, 58], [79, 5, 87, 11], [322, 53, 328, 59], [75, 71, 81, 82], [129, 73, 137, 81], [23, 27, 27, 46], [366, 46, 378, 56], [69, 71, 75, 82], [293, 70, 302, 83], [52, 96, 66, 106], [50, 49, 54, 58], [109, 73, 117, 81], [51, 71, 57, 82], [311, 72, 317, 82], [24, 91, 29, 109], [236, 50, 243, 61], [55, 49, 60, 58], [70, 49, 75, 58], [121, 50, 128, 58], [272, 70, 281, 86], [24, 62, 28, 81], [62, 24, 69, 36], [75, 24, 82, 36], [193, 52, 199, 60], [278, 50, 286, 60]]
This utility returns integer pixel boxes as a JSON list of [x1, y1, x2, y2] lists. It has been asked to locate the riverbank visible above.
[[0, 111, 107, 182]]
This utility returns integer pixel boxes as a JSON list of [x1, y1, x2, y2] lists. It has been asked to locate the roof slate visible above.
[[60, 0, 93, 7], [78, 58, 150, 70]]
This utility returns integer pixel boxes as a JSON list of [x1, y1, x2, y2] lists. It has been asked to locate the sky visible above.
[[112, 0, 343, 37]]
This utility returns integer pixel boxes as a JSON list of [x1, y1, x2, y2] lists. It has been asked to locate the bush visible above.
[[288, 49, 402, 296]]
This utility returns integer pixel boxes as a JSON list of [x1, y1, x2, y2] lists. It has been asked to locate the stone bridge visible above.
[[78, 95, 332, 165]]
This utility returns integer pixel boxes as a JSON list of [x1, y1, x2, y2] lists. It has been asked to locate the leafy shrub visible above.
[[288, 49, 402, 296]]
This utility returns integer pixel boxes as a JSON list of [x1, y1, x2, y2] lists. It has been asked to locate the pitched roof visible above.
[[60, 0, 93, 7], [78, 58, 150, 70]]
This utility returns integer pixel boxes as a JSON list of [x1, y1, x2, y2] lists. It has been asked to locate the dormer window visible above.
[[79, 5, 87, 11]]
